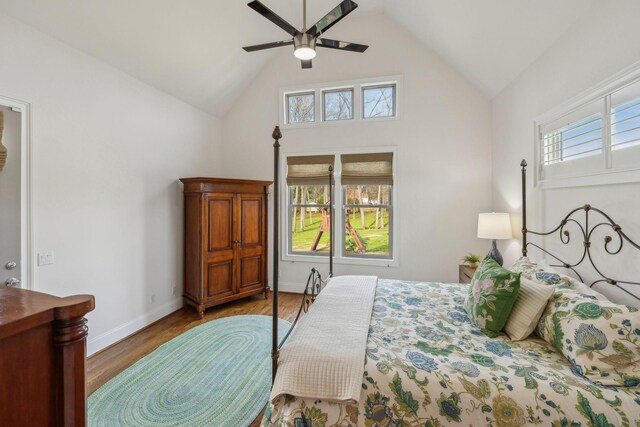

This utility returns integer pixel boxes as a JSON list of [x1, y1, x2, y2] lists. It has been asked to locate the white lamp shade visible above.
[[477, 213, 512, 240]]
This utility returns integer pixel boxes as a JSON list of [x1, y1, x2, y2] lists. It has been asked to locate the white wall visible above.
[[0, 13, 223, 354], [222, 14, 493, 290], [492, 0, 640, 304]]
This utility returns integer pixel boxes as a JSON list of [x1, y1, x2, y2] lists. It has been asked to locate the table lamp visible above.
[[477, 213, 512, 266]]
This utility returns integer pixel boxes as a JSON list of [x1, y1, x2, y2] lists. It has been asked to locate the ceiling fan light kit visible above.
[[293, 33, 316, 60], [243, 0, 368, 69]]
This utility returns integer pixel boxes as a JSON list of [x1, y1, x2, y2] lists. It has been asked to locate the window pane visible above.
[[287, 92, 315, 124], [289, 185, 330, 254], [363, 84, 395, 118], [541, 99, 603, 165], [611, 80, 640, 151], [289, 185, 329, 205], [290, 206, 331, 253], [344, 185, 390, 205], [323, 89, 353, 121], [344, 185, 391, 258], [345, 207, 390, 256]]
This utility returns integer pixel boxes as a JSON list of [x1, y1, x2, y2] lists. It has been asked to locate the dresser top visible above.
[[180, 177, 273, 194], [0, 287, 94, 340], [180, 177, 273, 185]]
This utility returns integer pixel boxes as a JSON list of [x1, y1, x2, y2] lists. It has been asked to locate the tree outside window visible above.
[[363, 84, 396, 118], [287, 92, 315, 124]]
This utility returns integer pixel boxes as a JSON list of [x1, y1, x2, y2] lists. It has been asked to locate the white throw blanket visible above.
[[270, 275, 378, 404]]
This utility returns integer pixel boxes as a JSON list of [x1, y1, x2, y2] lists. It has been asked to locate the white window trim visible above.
[[279, 75, 402, 129], [280, 146, 399, 267], [535, 60, 640, 189]]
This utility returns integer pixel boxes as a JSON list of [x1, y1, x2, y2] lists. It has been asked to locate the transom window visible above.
[[362, 84, 396, 119], [286, 92, 315, 124], [323, 89, 353, 121], [537, 69, 640, 187], [285, 151, 395, 263], [280, 76, 401, 127]]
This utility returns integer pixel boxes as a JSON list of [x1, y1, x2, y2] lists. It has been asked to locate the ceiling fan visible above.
[[242, 0, 369, 69]]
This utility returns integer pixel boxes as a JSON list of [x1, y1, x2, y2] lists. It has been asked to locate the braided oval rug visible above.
[[88, 315, 291, 427]]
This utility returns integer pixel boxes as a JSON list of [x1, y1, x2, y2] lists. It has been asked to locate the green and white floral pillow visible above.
[[464, 258, 521, 338], [537, 287, 640, 387], [510, 256, 543, 277], [510, 256, 574, 287]]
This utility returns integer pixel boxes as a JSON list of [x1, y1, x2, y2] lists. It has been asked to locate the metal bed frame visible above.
[[268, 145, 640, 382], [270, 126, 334, 382], [520, 159, 640, 302]]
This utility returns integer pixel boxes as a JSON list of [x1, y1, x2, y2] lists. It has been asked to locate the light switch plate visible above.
[[37, 251, 55, 266]]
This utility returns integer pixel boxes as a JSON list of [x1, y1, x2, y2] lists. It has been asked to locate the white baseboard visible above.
[[268, 280, 305, 294], [87, 298, 183, 356]]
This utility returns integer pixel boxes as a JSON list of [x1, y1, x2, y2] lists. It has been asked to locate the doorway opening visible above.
[[0, 96, 32, 289]]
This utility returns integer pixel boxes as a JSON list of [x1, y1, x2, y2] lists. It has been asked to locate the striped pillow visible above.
[[504, 277, 555, 341]]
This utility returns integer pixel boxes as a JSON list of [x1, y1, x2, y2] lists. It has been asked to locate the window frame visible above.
[[287, 185, 331, 257], [285, 91, 315, 125], [535, 61, 640, 189], [362, 83, 397, 119], [281, 146, 399, 267], [342, 185, 393, 260], [322, 88, 354, 122], [279, 75, 402, 129]]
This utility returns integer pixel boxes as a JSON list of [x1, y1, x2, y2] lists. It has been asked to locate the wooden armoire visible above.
[[180, 178, 272, 317]]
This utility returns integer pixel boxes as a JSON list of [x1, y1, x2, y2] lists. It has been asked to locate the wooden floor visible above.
[[87, 291, 301, 427]]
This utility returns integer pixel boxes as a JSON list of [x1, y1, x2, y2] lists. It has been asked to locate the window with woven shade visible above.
[[285, 151, 396, 262], [287, 155, 334, 256], [341, 153, 393, 258]]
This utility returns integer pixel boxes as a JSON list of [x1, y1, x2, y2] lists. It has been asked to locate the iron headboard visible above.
[[520, 159, 640, 301]]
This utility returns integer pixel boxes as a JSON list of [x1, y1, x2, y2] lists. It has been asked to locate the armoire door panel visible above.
[[206, 249, 235, 264], [239, 255, 262, 289], [207, 197, 233, 252], [240, 197, 263, 247], [206, 261, 234, 297]]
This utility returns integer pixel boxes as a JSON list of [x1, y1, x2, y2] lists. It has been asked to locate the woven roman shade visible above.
[[287, 155, 335, 185], [340, 152, 393, 185]]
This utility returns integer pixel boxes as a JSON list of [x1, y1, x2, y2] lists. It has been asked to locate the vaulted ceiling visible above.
[[0, 0, 597, 117]]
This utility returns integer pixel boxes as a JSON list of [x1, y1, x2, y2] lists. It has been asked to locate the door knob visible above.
[[5, 278, 20, 287]]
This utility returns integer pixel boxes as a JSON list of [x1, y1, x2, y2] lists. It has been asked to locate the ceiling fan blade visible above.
[[247, 1, 300, 37], [301, 60, 312, 69], [306, 0, 358, 38], [317, 38, 368, 53], [243, 39, 294, 52]]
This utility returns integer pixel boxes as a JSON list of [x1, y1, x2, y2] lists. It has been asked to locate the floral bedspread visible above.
[[262, 280, 640, 427]]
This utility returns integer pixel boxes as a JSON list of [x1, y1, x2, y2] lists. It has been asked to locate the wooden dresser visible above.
[[0, 286, 95, 426], [181, 178, 272, 317]]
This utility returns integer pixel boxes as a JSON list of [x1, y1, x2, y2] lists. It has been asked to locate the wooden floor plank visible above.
[[87, 292, 302, 427]]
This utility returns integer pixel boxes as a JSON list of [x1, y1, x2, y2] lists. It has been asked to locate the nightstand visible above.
[[459, 265, 477, 284]]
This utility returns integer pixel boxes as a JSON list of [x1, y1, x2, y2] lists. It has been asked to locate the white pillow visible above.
[[504, 277, 555, 341]]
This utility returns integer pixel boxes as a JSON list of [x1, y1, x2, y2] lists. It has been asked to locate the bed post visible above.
[[329, 165, 334, 278], [272, 126, 282, 384], [521, 159, 528, 257]]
